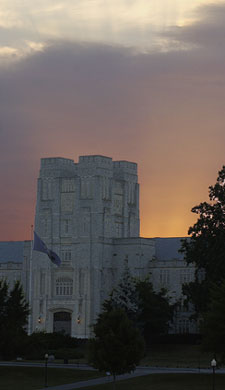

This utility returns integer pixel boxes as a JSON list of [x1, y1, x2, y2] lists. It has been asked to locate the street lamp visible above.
[[211, 358, 217, 390], [44, 353, 49, 388]]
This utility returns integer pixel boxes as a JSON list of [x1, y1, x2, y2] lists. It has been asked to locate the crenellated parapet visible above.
[[113, 160, 137, 175], [79, 155, 113, 167], [40, 157, 77, 178]]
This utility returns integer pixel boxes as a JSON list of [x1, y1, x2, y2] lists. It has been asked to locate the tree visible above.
[[135, 279, 172, 343], [202, 280, 225, 361], [103, 265, 139, 321], [181, 165, 225, 319], [88, 308, 144, 389], [0, 280, 29, 359], [104, 268, 172, 343]]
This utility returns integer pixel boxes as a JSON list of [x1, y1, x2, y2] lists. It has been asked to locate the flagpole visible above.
[[28, 224, 33, 335]]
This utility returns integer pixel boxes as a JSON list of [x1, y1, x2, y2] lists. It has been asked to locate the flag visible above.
[[33, 231, 61, 267]]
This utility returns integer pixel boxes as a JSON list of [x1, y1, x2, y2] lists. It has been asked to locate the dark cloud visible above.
[[1, 3, 225, 240], [165, 3, 225, 53]]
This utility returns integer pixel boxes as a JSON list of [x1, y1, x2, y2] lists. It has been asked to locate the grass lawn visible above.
[[141, 344, 215, 368], [83, 373, 225, 390], [0, 366, 102, 390]]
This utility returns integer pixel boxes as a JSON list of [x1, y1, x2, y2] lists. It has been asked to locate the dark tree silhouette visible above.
[[88, 307, 144, 389], [0, 280, 29, 359], [103, 268, 172, 343], [181, 165, 225, 319], [202, 280, 225, 361]]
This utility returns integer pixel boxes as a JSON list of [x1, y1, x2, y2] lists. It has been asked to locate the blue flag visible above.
[[33, 231, 61, 267]]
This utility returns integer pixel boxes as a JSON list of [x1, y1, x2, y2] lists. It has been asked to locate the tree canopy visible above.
[[103, 266, 172, 343], [202, 280, 225, 361], [181, 165, 225, 318], [135, 279, 172, 343], [88, 307, 144, 387]]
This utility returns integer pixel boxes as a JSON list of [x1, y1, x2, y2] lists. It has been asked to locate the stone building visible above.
[[0, 155, 197, 337], [0, 241, 30, 295], [150, 238, 197, 334]]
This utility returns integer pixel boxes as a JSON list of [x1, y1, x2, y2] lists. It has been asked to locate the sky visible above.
[[1, 0, 225, 241]]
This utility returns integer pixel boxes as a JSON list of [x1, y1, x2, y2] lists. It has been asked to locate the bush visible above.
[[149, 333, 202, 345], [53, 348, 84, 360], [23, 332, 81, 360]]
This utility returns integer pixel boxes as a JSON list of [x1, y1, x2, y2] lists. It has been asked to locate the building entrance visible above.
[[53, 311, 71, 335]]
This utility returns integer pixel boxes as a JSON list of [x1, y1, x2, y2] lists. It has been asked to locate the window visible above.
[[159, 269, 170, 286], [43, 218, 48, 235], [55, 277, 73, 296], [115, 222, 123, 237], [80, 177, 93, 199], [178, 318, 190, 334], [40, 272, 45, 295], [61, 249, 72, 265], [65, 220, 69, 233], [180, 268, 194, 284], [42, 179, 53, 200], [61, 219, 70, 234]]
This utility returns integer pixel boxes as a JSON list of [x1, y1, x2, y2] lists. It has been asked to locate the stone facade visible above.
[[0, 155, 197, 336], [31, 155, 154, 337]]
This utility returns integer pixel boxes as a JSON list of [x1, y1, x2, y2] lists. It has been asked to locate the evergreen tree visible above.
[[88, 307, 144, 389], [181, 165, 225, 319], [103, 264, 138, 320], [0, 280, 29, 359], [0, 280, 9, 347]]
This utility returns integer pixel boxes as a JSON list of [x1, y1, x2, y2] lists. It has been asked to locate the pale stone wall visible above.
[[0, 262, 23, 288]]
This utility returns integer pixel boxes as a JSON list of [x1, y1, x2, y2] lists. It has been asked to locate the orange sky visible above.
[[0, 1, 225, 241]]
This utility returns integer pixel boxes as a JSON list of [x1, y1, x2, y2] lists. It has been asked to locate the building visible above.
[[0, 155, 197, 336], [0, 241, 30, 295]]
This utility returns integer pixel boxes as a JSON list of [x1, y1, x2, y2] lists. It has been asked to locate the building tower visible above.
[[31, 155, 144, 337]]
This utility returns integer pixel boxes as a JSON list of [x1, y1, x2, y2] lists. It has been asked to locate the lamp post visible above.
[[44, 353, 49, 388], [211, 358, 217, 390]]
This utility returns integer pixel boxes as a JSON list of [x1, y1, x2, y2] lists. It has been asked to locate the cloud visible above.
[[1, 0, 222, 63], [164, 3, 225, 53], [1, 2, 225, 240]]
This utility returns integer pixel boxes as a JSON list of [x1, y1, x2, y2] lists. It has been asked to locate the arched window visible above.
[[55, 277, 73, 296]]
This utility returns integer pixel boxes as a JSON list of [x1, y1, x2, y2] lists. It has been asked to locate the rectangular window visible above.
[[61, 249, 72, 265], [40, 272, 45, 295], [55, 277, 73, 296], [159, 269, 170, 286], [180, 268, 194, 284], [178, 319, 190, 334], [65, 220, 69, 233]]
